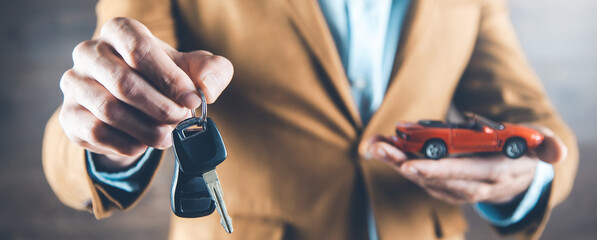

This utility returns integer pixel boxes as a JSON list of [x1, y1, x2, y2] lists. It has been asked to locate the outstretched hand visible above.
[[59, 18, 234, 170], [366, 126, 567, 204]]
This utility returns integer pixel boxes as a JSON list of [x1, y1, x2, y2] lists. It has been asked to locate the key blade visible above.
[[212, 185, 233, 233], [203, 170, 234, 233]]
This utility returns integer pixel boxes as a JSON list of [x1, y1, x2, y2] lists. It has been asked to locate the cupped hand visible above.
[[59, 17, 234, 170], [366, 127, 567, 204]]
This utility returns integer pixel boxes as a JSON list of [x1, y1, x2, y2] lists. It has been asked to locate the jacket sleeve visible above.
[[42, 0, 178, 219], [453, 0, 579, 239]]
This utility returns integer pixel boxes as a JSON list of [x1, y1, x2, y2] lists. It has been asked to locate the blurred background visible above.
[[0, 0, 595, 239]]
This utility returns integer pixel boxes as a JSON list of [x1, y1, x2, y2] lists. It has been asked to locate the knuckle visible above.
[[112, 69, 139, 97], [87, 120, 109, 144], [101, 17, 151, 68], [59, 69, 77, 94], [87, 43, 113, 72], [155, 103, 178, 121], [125, 36, 151, 67], [72, 40, 97, 62], [102, 17, 133, 34], [96, 98, 122, 122]]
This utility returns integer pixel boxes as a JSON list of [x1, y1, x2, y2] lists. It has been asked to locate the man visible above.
[[43, 0, 578, 239]]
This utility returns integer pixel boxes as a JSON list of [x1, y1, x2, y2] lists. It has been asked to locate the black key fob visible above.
[[173, 117, 227, 174], [170, 117, 227, 218]]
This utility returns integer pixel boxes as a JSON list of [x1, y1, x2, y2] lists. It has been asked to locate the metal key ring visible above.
[[191, 90, 207, 124]]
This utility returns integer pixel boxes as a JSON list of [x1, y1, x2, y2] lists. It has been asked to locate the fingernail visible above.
[[202, 73, 219, 100], [180, 91, 202, 109]]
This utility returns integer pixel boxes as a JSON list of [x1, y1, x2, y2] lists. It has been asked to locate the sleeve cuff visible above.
[[86, 147, 160, 193], [474, 161, 554, 227]]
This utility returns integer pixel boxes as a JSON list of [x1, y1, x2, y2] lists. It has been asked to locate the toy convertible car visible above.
[[389, 113, 544, 159]]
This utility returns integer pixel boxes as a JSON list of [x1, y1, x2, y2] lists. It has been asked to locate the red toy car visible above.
[[389, 113, 544, 159]]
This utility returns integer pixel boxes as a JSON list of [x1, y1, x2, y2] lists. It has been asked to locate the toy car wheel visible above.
[[503, 138, 527, 159], [423, 140, 447, 160]]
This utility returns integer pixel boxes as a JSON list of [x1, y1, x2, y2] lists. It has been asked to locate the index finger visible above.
[[99, 18, 202, 109]]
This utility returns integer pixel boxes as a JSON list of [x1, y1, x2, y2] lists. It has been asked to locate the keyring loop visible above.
[[191, 90, 207, 124]]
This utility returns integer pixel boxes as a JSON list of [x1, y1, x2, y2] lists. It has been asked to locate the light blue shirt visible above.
[[88, 0, 555, 238], [86, 148, 159, 193], [318, 0, 408, 124]]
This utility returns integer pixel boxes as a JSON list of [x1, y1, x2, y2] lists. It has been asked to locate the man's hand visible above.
[[59, 17, 234, 170], [367, 127, 567, 204]]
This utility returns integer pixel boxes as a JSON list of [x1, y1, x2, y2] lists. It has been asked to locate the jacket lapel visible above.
[[283, 0, 363, 129], [360, 0, 439, 152], [283, 0, 439, 138]]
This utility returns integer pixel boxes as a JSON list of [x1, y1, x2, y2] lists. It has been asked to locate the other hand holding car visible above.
[[367, 120, 567, 204]]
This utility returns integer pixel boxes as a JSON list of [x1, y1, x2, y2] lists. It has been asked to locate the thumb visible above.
[[526, 125, 567, 164], [535, 133, 568, 164], [175, 50, 234, 104]]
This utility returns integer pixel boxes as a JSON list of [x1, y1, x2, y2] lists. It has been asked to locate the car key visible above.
[[170, 90, 233, 233]]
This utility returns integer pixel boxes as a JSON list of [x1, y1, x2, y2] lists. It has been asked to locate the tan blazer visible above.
[[43, 0, 579, 239]]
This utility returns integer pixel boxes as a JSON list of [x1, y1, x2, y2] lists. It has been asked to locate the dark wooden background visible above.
[[0, 0, 595, 239]]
